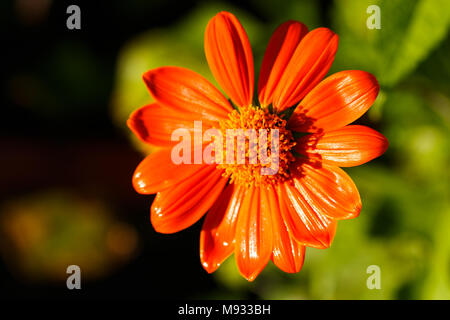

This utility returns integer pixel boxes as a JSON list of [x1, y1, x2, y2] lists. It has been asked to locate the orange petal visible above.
[[278, 179, 337, 248], [151, 166, 228, 233], [270, 184, 306, 273], [132, 148, 207, 194], [127, 103, 217, 147], [205, 11, 254, 107], [143, 66, 232, 121], [289, 160, 361, 220], [235, 187, 273, 281], [289, 70, 379, 132], [258, 21, 308, 108], [296, 125, 389, 167], [271, 28, 338, 111], [200, 184, 246, 273]]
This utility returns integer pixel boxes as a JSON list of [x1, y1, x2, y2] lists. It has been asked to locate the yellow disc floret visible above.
[[217, 105, 296, 188]]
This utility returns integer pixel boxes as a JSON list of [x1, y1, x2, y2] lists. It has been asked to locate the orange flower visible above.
[[127, 12, 388, 281]]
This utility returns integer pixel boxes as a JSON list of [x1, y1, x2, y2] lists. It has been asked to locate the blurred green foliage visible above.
[[332, 0, 450, 87], [0, 191, 138, 282], [112, 0, 450, 299]]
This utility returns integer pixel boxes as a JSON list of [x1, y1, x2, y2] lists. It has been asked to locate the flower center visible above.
[[217, 105, 296, 187]]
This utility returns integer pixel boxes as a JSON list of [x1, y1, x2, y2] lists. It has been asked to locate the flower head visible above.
[[127, 11, 388, 281]]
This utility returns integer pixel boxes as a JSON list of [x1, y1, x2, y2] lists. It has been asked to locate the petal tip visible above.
[[240, 271, 258, 282], [380, 134, 389, 154], [127, 114, 147, 142], [201, 260, 220, 274]]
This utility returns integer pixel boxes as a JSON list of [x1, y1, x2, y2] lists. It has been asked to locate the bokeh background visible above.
[[1, 0, 449, 299]]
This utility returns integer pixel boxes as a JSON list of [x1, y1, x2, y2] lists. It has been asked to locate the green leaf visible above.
[[332, 0, 450, 87], [379, 0, 450, 86]]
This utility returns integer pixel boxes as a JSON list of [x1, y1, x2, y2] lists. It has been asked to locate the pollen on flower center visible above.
[[217, 105, 296, 187]]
